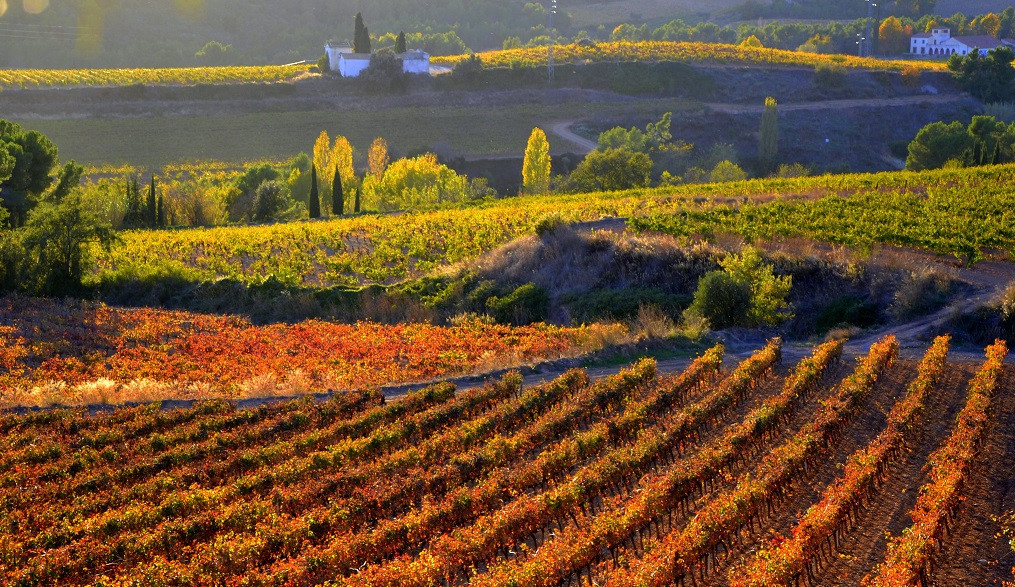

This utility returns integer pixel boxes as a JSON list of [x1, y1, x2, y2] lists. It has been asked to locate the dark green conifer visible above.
[[309, 164, 321, 219]]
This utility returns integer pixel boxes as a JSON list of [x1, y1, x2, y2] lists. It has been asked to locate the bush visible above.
[[566, 148, 652, 192], [486, 283, 549, 325], [685, 271, 752, 329], [253, 180, 300, 223], [565, 288, 691, 322], [814, 63, 845, 90]]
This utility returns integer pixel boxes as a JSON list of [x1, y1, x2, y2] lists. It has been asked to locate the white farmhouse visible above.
[[909, 28, 1014, 57], [325, 42, 431, 77]]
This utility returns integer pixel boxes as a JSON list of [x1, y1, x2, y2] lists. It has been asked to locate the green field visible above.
[[13, 99, 694, 168]]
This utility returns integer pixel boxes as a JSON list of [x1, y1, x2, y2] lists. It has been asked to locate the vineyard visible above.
[[0, 335, 1011, 586], [431, 40, 949, 72], [0, 65, 311, 92], [91, 164, 1015, 288], [0, 296, 618, 408]]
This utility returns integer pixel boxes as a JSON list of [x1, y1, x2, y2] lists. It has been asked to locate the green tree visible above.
[[758, 97, 778, 175], [0, 149, 13, 186], [354, 187, 361, 213], [395, 31, 407, 53], [522, 127, 551, 194], [157, 194, 167, 227], [308, 164, 321, 219], [906, 121, 974, 170], [146, 176, 157, 228], [122, 176, 145, 228], [709, 160, 748, 182], [719, 246, 793, 326], [0, 119, 59, 227], [253, 180, 299, 222], [948, 46, 1015, 102], [22, 161, 115, 294], [686, 271, 753, 329], [332, 164, 344, 215], [195, 41, 232, 66], [567, 149, 653, 192], [354, 12, 372, 54]]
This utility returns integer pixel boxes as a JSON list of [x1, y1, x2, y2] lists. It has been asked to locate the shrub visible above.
[[486, 283, 549, 325], [253, 180, 300, 223], [901, 65, 921, 87], [685, 271, 752, 329], [814, 63, 845, 90], [566, 148, 652, 192]]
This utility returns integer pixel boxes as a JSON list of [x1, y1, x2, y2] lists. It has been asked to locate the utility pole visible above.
[[862, 0, 877, 57], [548, 0, 557, 82]]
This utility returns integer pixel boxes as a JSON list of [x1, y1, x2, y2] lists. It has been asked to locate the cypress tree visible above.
[[354, 13, 371, 54], [395, 31, 407, 54], [354, 187, 361, 213], [146, 176, 158, 228], [309, 164, 321, 219], [157, 194, 166, 227], [992, 140, 1002, 165], [332, 164, 344, 216], [123, 176, 143, 228]]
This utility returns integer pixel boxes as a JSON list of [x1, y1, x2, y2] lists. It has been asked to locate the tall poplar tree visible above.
[[759, 97, 779, 175], [522, 127, 551, 194]]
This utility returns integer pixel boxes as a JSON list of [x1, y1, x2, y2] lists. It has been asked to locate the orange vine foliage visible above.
[[0, 296, 618, 407]]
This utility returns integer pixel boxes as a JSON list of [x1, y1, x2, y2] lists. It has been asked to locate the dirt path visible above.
[[548, 94, 969, 155], [549, 120, 598, 153], [705, 93, 968, 115]]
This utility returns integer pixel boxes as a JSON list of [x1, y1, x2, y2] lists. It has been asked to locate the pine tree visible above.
[[309, 164, 321, 219], [146, 176, 157, 228], [395, 31, 407, 54], [521, 127, 551, 194], [332, 164, 344, 216], [759, 97, 778, 175], [354, 187, 361, 213]]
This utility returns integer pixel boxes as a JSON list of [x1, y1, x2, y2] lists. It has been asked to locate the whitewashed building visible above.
[[909, 28, 1014, 57], [325, 42, 431, 77]]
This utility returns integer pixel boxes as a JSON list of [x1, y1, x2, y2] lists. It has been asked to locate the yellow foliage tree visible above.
[[312, 131, 332, 188], [879, 16, 913, 55], [368, 137, 390, 179], [522, 127, 551, 194], [370, 153, 469, 211], [970, 13, 1002, 37], [740, 35, 763, 48]]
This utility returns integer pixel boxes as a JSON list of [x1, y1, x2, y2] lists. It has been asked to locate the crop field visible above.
[[0, 296, 619, 409], [90, 164, 1015, 289], [0, 64, 311, 92], [0, 335, 1011, 586], [13, 98, 695, 168], [432, 41, 949, 72]]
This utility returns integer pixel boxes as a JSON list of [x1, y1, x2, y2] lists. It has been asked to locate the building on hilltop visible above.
[[909, 27, 1015, 57], [325, 42, 431, 77]]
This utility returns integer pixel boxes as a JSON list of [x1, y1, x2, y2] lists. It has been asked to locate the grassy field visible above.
[[12, 99, 696, 168]]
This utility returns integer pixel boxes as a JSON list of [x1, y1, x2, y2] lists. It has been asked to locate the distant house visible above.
[[325, 42, 431, 77], [909, 28, 1015, 57]]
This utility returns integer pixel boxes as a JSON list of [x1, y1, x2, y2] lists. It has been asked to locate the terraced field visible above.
[[1, 335, 1011, 586]]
